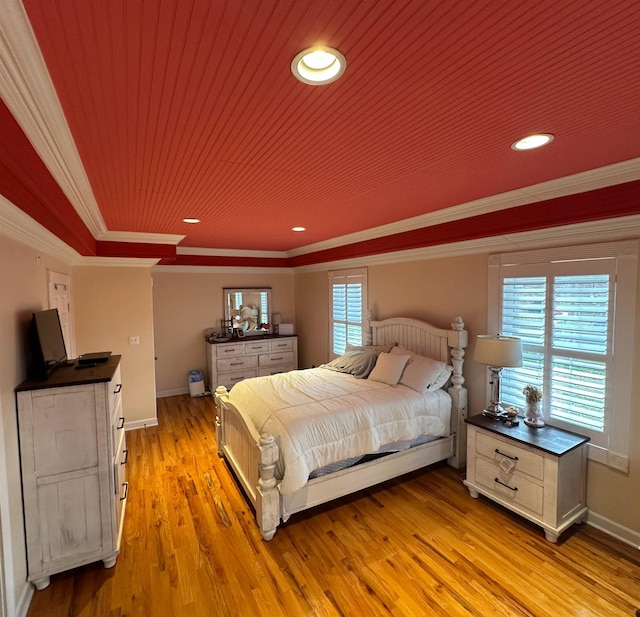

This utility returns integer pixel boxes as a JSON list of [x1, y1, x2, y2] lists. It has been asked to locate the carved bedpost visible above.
[[214, 386, 229, 456], [447, 316, 468, 469], [363, 308, 374, 345], [256, 434, 280, 541]]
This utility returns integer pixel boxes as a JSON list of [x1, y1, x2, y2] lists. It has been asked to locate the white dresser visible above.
[[207, 335, 298, 390], [464, 414, 588, 543], [16, 356, 128, 590]]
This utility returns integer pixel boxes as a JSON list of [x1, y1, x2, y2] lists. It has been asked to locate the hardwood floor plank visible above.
[[25, 394, 640, 617]]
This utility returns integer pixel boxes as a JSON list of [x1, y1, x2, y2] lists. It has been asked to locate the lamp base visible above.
[[482, 404, 502, 419]]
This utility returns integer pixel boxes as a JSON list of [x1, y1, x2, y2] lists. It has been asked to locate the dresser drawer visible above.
[[108, 365, 122, 414], [221, 369, 258, 389], [217, 355, 258, 372], [215, 344, 244, 357], [259, 351, 294, 367], [475, 457, 544, 516], [258, 364, 294, 377], [476, 431, 544, 481], [243, 340, 270, 354], [270, 338, 294, 352]]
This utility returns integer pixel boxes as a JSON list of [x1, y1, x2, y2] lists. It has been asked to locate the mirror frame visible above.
[[223, 287, 272, 336]]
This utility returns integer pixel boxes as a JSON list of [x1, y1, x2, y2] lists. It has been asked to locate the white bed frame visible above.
[[214, 315, 468, 540]]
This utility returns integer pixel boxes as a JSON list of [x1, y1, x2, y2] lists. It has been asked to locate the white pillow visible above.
[[391, 346, 453, 392], [368, 352, 411, 385], [430, 364, 453, 390]]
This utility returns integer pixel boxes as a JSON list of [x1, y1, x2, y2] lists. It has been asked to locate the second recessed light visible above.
[[291, 47, 346, 85], [512, 133, 555, 151]]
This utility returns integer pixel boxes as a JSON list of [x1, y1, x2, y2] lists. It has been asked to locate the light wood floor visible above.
[[27, 394, 640, 617]]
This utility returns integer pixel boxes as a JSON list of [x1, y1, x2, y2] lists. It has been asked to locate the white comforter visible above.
[[228, 367, 451, 495]]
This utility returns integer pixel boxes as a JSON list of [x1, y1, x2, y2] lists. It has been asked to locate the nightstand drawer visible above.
[[475, 458, 544, 516], [476, 431, 544, 481]]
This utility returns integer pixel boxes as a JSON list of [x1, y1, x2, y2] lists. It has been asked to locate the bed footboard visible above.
[[214, 386, 281, 540]]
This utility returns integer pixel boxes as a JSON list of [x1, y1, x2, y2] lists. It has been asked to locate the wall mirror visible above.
[[223, 288, 271, 335]]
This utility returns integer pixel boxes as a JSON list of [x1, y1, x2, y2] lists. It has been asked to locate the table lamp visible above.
[[271, 312, 281, 334], [474, 334, 523, 419]]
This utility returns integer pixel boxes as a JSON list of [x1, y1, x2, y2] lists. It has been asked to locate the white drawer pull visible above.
[[495, 448, 518, 461], [495, 477, 518, 491]]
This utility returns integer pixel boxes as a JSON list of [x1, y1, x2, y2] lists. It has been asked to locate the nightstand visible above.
[[464, 414, 589, 542]]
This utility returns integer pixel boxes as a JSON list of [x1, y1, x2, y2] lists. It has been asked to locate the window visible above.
[[329, 268, 367, 357], [488, 241, 638, 471]]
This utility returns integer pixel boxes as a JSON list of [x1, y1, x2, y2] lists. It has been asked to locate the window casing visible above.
[[488, 241, 638, 471], [329, 268, 367, 357]]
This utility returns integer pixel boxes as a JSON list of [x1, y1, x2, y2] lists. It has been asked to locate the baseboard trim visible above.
[[587, 511, 640, 549], [124, 417, 159, 431], [156, 387, 189, 398], [16, 580, 33, 617]]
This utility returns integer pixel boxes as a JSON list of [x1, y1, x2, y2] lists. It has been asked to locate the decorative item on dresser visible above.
[[206, 335, 298, 391], [464, 414, 589, 542], [15, 355, 128, 590], [215, 315, 468, 541]]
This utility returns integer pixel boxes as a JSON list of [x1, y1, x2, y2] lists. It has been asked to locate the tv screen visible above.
[[29, 308, 68, 379]]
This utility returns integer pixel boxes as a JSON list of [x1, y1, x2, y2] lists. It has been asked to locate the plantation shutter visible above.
[[329, 268, 367, 357]]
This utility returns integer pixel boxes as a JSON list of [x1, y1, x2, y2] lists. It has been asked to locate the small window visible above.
[[328, 268, 367, 357]]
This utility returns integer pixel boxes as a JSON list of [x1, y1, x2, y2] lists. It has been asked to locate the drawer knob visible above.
[[495, 448, 518, 461], [494, 477, 518, 492]]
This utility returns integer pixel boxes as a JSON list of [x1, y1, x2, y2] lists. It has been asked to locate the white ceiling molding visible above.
[[0, 0, 106, 237], [151, 265, 293, 275], [176, 246, 288, 259], [0, 194, 80, 262], [99, 230, 186, 245], [293, 213, 640, 273], [74, 257, 160, 268], [286, 157, 640, 259]]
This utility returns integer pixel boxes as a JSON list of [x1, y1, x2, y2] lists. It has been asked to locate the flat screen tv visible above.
[[29, 308, 68, 379]]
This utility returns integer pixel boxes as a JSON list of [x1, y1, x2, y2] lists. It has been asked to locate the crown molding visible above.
[[74, 257, 160, 268], [292, 213, 640, 273], [0, 0, 106, 237], [287, 158, 640, 258], [0, 195, 80, 262], [151, 265, 293, 275], [176, 246, 288, 259], [99, 230, 186, 245]]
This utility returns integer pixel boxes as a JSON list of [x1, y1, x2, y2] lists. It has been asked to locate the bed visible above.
[[214, 315, 468, 540]]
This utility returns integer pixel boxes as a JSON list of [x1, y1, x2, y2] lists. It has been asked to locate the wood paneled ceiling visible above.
[[1, 0, 640, 265]]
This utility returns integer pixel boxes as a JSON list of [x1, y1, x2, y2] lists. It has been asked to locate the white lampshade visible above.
[[474, 335, 523, 367]]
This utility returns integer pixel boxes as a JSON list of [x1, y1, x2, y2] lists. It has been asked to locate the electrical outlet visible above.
[[129, 336, 140, 345]]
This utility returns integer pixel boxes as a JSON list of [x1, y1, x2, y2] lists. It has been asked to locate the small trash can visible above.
[[188, 369, 205, 397]]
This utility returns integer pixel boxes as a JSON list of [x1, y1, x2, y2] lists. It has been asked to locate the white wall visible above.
[[73, 264, 158, 428], [152, 269, 295, 395], [0, 234, 72, 616]]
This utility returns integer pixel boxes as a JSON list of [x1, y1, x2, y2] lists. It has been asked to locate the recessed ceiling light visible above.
[[292, 226, 306, 232], [183, 218, 200, 224], [291, 46, 346, 85], [511, 133, 555, 151]]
